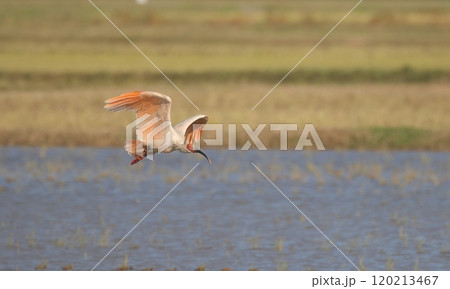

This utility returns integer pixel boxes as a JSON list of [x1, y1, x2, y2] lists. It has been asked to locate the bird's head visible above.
[[186, 144, 212, 164]]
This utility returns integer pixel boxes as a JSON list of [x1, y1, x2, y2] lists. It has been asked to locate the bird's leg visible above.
[[130, 146, 148, 165], [130, 155, 144, 165]]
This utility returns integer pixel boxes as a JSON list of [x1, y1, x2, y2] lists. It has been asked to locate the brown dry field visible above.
[[1, 0, 449, 150], [1, 82, 449, 150]]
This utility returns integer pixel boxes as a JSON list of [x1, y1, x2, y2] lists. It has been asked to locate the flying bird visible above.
[[104, 91, 211, 165]]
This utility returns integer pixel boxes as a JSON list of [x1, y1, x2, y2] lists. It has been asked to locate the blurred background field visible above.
[[0, 0, 449, 149]]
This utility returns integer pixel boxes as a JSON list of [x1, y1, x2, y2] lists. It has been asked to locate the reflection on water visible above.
[[0, 148, 449, 270]]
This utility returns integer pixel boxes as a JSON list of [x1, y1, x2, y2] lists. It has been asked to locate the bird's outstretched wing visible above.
[[174, 115, 208, 150], [104, 91, 172, 144], [104, 91, 171, 120]]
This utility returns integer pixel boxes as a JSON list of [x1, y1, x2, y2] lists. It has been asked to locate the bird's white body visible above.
[[105, 91, 211, 164]]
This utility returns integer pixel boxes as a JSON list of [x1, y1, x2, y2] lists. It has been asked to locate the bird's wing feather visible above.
[[174, 115, 208, 149], [104, 91, 172, 144], [104, 91, 171, 120]]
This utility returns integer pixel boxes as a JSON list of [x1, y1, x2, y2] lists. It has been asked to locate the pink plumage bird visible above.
[[105, 91, 211, 165]]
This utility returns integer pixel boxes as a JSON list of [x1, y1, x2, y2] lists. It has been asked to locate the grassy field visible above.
[[1, 0, 449, 149]]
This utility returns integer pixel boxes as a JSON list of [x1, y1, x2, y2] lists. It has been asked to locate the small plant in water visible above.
[[53, 237, 67, 248], [321, 240, 330, 251], [416, 238, 425, 254], [398, 227, 408, 247], [62, 265, 74, 270], [98, 228, 110, 247], [359, 258, 366, 271], [385, 256, 395, 271], [275, 238, 283, 253], [276, 258, 288, 271], [69, 227, 88, 248], [6, 234, 15, 248], [35, 260, 47, 270], [26, 231, 36, 248], [248, 236, 259, 249], [196, 238, 204, 250], [195, 265, 206, 271], [116, 254, 132, 270]]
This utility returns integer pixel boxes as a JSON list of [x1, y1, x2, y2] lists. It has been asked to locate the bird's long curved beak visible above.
[[195, 150, 212, 164]]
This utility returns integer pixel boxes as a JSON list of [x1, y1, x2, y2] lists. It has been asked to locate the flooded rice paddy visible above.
[[0, 148, 449, 270]]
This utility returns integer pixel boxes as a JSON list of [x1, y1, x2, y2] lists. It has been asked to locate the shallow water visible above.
[[0, 148, 449, 270]]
